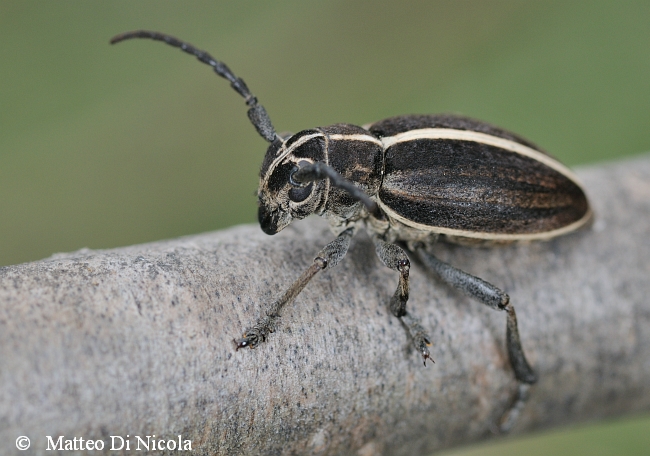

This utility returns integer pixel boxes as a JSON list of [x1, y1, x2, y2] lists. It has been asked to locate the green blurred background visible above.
[[1, 1, 648, 454]]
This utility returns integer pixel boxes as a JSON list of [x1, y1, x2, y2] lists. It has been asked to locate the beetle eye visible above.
[[289, 161, 312, 188], [288, 182, 313, 203]]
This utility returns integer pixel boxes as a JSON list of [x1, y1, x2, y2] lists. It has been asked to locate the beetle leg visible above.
[[401, 310, 434, 366], [372, 237, 410, 317], [234, 228, 354, 351], [497, 383, 531, 433], [414, 247, 536, 430], [372, 237, 433, 365], [414, 248, 537, 383]]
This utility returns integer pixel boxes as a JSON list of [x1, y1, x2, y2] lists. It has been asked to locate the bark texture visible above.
[[1, 155, 649, 455]]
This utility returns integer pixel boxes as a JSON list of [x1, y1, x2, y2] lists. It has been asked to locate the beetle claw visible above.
[[415, 335, 434, 366], [234, 332, 260, 351], [421, 347, 434, 366]]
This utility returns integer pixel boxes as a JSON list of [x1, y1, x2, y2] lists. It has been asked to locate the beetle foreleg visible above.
[[234, 228, 354, 350]]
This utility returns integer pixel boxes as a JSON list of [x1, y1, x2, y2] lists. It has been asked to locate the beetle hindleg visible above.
[[498, 383, 531, 433], [414, 248, 537, 383], [414, 247, 536, 429], [372, 237, 433, 365], [234, 228, 354, 350]]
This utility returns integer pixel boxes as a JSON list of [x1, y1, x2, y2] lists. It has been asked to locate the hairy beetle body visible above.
[[111, 31, 592, 431]]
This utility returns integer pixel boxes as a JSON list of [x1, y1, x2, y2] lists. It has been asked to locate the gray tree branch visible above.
[[1, 154, 649, 456]]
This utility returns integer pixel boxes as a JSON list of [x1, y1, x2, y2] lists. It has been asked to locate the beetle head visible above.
[[257, 130, 328, 235]]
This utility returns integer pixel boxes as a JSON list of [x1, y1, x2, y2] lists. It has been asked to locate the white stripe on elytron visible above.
[[376, 198, 593, 241], [380, 128, 585, 191], [328, 134, 383, 147]]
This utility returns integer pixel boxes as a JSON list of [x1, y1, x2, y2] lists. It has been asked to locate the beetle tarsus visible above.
[[401, 311, 434, 365], [234, 336, 254, 351], [498, 383, 531, 433], [234, 312, 278, 351], [234, 329, 263, 351], [420, 342, 434, 366]]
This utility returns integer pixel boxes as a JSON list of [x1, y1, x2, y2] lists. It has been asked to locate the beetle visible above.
[[111, 31, 591, 426]]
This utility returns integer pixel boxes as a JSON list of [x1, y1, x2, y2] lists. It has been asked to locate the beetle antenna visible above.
[[110, 30, 278, 143], [292, 162, 384, 219]]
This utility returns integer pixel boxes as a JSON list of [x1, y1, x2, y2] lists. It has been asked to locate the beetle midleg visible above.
[[234, 228, 354, 350], [401, 310, 434, 366], [372, 236, 433, 365], [372, 237, 411, 317]]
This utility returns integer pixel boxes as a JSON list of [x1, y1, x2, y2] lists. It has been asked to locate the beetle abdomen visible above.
[[373, 122, 590, 241]]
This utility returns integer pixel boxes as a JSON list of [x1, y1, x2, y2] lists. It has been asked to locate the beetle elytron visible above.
[[111, 31, 591, 426]]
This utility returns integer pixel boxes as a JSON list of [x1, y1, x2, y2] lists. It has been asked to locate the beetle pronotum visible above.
[[111, 31, 592, 430]]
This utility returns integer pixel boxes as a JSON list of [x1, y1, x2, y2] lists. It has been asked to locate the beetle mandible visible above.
[[111, 31, 592, 425]]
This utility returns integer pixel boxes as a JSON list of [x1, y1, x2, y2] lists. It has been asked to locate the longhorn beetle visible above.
[[111, 31, 591, 428]]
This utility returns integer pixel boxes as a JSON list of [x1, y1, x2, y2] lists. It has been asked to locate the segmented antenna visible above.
[[110, 30, 278, 143]]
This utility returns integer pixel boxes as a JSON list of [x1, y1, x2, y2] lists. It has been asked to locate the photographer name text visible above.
[[45, 435, 192, 451]]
